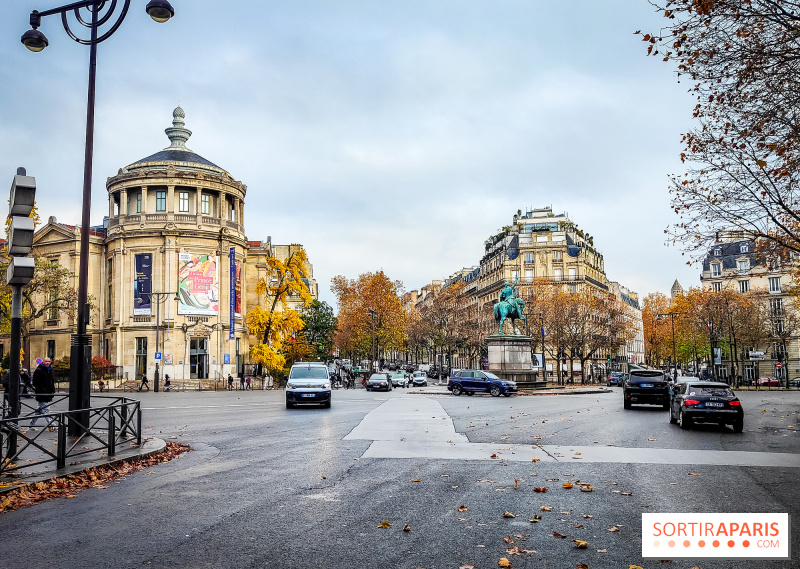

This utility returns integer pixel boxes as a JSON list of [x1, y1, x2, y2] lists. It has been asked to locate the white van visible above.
[[285, 362, 331, 409]]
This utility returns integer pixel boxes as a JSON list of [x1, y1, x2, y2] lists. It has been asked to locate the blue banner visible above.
[[229, 247, 235, 340]]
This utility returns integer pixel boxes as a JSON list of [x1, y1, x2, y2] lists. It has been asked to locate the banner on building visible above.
[[177, 253, 219, 315], [133, 253, 152, 315], [229, 247, 236, 340]]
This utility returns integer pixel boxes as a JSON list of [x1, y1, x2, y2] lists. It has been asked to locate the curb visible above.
[[0, 437, 166, 492]]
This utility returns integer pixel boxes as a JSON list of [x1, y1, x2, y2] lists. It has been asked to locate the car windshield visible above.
[[484, 372, 500, 380], [630, 371, 664, 380], [290, 366, 328, 379], [687, 385, 734, 397], [369, 375, 385, 380]]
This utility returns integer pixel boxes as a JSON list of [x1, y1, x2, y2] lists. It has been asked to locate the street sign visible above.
[[154, 352, 162, 360], [749, 351, 765, 361], [776, 362, 782, 369]]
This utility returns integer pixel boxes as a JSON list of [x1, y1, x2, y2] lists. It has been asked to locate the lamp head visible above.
[[146, 0, 175, 23], [21, 28, 48, 52]]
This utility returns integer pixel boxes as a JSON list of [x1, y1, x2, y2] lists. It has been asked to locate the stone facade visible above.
[[1, 108, 317, 382]]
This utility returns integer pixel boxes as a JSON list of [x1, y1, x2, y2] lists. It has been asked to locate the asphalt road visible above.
[[3, 386, 799, 569]]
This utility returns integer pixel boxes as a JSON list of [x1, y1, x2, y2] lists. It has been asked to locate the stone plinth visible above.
[[487, 334, 547, 389]]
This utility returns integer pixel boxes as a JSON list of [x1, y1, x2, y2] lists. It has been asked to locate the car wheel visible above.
[[322, 401, 331, 409], [286, 401, 293, 409], [623, 397, 631, 410], [490, 385, 501, 397], [732, 419, 744, 433], [451, 383, 463, 396], [679, 410, 690, 430], [662, 402, 669, 410], [669, 407, 677, 424]]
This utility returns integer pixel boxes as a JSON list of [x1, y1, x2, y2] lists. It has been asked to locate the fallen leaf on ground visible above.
[[377, 521, 391, 528], [540, 506, 552, 511], [578, 564, 589, 569], [320, 476, 326, 479], [532, 457, 540, 462], [574, 539, 588, 548], [564, 482, 574, 488], [504, 537, 514, 544], [491, 454, 500, 459], [533, 487, 548, 493], [553, 531, 567, 538], [402, 524, 411, 532], [411, 478, 421, 482], [503, 511, 516, 518], [596, 548, 607, 552], [648, 438, 656, 441], [498, 558, 511, 568], [630, 565, 644, 569], [583, 514, 593, 518], [580, 486, 594, 492], [506, 545, 536, 555], [459, 505, 469, 511], [514, 478, 519, 488], [608, 526, 620, 532], [459, 565, 475, 569], [688, 472, 700, 476], [621, 492, 632, 496]]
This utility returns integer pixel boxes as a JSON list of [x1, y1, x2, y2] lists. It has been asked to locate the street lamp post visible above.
[[533, 314, 546, 382], [21, 1, 175, 433], [148, 291, 178, 392], [368, 309, 377, 372], [656, 312, 679, 382]]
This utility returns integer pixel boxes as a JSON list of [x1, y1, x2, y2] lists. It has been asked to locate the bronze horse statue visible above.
[[494, 296, 526, 335]]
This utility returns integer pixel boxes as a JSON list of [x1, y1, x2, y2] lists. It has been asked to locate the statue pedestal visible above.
[[487, 334, 547, 388]]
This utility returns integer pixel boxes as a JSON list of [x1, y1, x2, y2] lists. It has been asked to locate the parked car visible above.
[[285, 363, 331, 409], [607, 372, 624, 386], [758, 377, 780, 387], [447, 369, 518, 397], [388, 362, 398, 371], [405, 362, 415, 373], [669, 380, 743, 432], [366, 373, 392, 392], [789, 377, 800, 388], [623, 369, 669, 409], [427, 365, 440, 379], [390, 372, 408, 388], [410, 371, 428, 387]]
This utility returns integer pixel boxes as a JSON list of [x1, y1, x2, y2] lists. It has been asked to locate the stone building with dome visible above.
[[2, 108, 317, 383]]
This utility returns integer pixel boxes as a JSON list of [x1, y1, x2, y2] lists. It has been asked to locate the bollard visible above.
[[56, 414, 66, 469], [108, 413, 116, 456]]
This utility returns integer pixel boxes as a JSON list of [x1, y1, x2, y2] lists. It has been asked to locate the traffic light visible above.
[[6, 169, 36, 286], [606, 355, 611, 362]]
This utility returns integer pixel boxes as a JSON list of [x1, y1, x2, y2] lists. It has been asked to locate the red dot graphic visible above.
[[728, 540, 735, 548], [698, 540, 706, 548], [743, 540, 750, 548], [713, 540, 720, 548], [668, 540, 676, 548], [683, 540, 691, 548]]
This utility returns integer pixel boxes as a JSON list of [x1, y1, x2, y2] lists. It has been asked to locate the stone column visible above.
[[167, 185, 175, 217], [141, 187, 148, 214], [108, 191, 115, 219], [195, 187, 201, 218], [121, 189, 128, 216]]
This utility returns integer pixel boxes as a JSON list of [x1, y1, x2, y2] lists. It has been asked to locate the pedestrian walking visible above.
[[98, 377, 105, 392], [30, 357, 55, 431], [239, 373, 245, 390], [227, 374, 234, 390], [138, 374, 150, 392], [245, 376, 252, 390], [164, 374, 171, 391]]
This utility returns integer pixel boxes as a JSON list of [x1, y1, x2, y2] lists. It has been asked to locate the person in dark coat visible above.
[[30, 357, 55, 431]]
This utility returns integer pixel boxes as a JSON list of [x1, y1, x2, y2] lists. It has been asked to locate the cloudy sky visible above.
[[1, 1, 699, 309]]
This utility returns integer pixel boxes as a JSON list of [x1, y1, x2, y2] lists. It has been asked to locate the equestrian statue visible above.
[[493, 277, 527, 335]]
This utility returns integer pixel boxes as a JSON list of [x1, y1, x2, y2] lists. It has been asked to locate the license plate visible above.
[[706, 402, 723, 407], [640, 384, 654, 388], [302, 394, 315, 398]]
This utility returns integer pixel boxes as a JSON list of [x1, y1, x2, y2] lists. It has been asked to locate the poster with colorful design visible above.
[[133, 253, 152, 315], [177, 253, 219, 315], [235, 259, 242, 317]]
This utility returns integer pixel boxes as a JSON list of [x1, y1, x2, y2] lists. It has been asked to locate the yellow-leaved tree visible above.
[[246, 247, 313, 377]]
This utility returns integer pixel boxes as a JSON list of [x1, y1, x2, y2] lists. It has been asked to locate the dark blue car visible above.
[[447, 369, 517, 397]]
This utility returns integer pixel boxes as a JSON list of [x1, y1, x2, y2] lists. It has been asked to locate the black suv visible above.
[[623, 369, 669, 409]]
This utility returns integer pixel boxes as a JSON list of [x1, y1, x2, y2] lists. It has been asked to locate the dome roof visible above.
[[126, 107, 226, 174]]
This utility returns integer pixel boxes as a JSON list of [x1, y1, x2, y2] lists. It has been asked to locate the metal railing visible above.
[[0, 395, 141, 476]]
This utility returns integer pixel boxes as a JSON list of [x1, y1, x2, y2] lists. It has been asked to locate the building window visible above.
[[156, 191, 166, 212], [740, 243, 749, 253], [136, 192, 142, 213], [47, 290, 58, 321], [511, 270, 518, 282], [568, 268, 577, 280], [769, 276, 781, 293], [229, 201, 236, 222], [536, 234, 548, 243], [553, 251, 562, 262], [135, 337, 148, 380], [179, 191, 189, 212], [47, 340, 55, 361], [738, 280, 750, 293], [525, 269, 533, 283], [712, 282, 722, 292], [770, 297, 783, 316], [738, 259, 749, 273], [711, 263, 721, 277], [525, 252, 533, 264], [553, 268, 562, 281], [201, 194, 210, 215], [569, 284, 578, 293]]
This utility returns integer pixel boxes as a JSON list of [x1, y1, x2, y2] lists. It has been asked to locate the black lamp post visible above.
[[21, 0, 175, 434]]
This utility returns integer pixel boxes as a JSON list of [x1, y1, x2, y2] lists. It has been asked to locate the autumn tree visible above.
[[331, 271, 407, 365], [646, 1, 800, 262], [642, 292, 673, 367], [0, 257, 78, 371], [246, 247, 312, 377]]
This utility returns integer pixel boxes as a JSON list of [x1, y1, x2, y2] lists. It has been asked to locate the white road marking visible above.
[[351, 398, 800, 468]]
